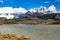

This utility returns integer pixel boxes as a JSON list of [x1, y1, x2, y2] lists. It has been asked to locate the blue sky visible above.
[[0, 0, 60, 10]]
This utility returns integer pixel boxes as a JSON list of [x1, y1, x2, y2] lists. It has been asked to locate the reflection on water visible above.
[[0, 24, 60, 40]]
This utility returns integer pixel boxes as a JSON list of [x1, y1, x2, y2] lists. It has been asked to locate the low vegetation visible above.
[[0, 32, 30, 40], [0, 17, 60, 25]]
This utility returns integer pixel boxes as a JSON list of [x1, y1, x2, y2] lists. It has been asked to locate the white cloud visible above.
[[0, 5, 59, 15], [44, 1, 49, 4], [48, 5, 57, 12], [0, 0, 4, 3], [0, 7, 27, 14], [0, 7, 27, 19], [13, 7, 27, 14]]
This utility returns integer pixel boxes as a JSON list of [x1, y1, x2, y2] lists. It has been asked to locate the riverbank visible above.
[[0, 24, 60, 28]]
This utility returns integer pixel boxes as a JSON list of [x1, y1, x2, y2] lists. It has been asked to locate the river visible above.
[[0, 24, 60, 40]]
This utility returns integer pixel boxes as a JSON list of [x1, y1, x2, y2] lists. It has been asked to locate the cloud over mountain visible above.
[[0, 5, 59, 15], [28, 5, 58, 13], [0, 7, 27, 14], [48, 5, 57, 12]]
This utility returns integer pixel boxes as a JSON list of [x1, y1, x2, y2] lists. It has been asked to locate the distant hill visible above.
[[37, 13, 60, 20]]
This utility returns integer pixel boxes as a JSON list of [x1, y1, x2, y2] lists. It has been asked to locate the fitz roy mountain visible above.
[[17, 7, 60, 20]]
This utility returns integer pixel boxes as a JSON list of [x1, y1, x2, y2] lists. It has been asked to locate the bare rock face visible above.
[[0, 33, 31, 40]]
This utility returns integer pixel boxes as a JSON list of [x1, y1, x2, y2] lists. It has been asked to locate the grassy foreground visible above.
[[0, 33, 30, 40]]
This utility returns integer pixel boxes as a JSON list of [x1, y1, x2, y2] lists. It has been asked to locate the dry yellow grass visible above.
[[0, 33, 30, 40]]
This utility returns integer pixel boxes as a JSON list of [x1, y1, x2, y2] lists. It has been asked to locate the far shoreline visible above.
[[0, 24, 60, 27]]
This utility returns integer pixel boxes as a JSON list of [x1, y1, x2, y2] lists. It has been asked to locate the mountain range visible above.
[[0, 7, 60, 20], [14, 7, 60, 20]]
